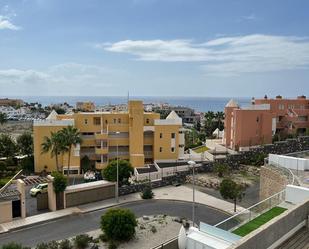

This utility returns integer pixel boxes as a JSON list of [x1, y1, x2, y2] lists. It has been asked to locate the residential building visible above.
[[0, 98, 24, 107], [224, 96, 309, 149], [152, 105, 199, 124], [76, 101, 95, 112], [33, 100, 185, 174]]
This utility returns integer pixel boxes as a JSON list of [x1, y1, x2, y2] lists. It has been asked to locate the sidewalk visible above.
[[0, 185, 244, 234]]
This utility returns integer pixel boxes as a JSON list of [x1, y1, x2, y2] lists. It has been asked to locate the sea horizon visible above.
[[1, 95, 251, 112]]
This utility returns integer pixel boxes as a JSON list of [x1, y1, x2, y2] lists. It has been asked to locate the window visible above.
[[113, 119, 116, 124], [171, 133, 176, 139], [159, 147, 162, 152], [256, 117, 259, 123], [146, 118, 150, 124], [118, 118, 121, 123], [171, 147, 175, 152], [160, 133, 163, 138], [84, 119, 88, 125], [278, 104, 285, 110], [105, 119, 108, 124], [93, 117, 101, 125]]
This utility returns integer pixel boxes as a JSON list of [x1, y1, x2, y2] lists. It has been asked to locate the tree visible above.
[[0, 134, 18, 158], [41, 131, 67, 172], [19, 156, 34, 174], [60, 126, 82, 179], [219, 178, 245, 212], [51, 171, 67, 193], [81, 155, 92, 172], [141, 185, 154, 199], [0, 112, 8, 125], [214, 162, 229, 178], [17, 132, 33, 156], [101, 208, 137, 241], [102, 160, 134, 185]]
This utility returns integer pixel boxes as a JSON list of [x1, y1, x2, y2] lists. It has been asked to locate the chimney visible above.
[[276, 95, 282, 99], [297, 95, 306, 100], [264, 95, 268, 99]]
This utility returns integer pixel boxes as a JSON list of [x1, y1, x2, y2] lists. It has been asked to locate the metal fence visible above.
[[214, 190, 286, 231]]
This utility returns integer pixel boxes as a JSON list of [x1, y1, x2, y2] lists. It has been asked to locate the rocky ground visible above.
[[86, 215, 185, 249], [186, 165, 261, 208], [0, 121, 32, 138]]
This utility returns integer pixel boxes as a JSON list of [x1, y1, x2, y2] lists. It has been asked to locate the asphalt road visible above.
[[0, 200, 231, 247]]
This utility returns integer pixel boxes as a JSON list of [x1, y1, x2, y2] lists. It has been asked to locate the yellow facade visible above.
[[33, 100, 185, 173]]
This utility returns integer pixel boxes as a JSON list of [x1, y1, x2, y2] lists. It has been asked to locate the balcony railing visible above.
[[95, 147, 108, 154]]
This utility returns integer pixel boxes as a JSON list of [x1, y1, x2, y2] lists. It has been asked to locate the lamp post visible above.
[[188, 160, 196, 227], [116, 131, 120, 203]]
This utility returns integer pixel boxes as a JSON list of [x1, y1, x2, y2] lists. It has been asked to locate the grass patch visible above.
[[0, 177, 13, 188], [232, 207, 287, 237], [193, 146, 209, 153]]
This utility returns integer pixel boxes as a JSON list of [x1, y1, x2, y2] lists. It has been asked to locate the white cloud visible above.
[[241, 13, 257, 21], [99, 34, 309, 75], [0, 63, 119, 95], [0, 15, 21, 30]]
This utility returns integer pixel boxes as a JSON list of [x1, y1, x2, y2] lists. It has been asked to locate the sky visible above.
[[0, 0, 309, 97]]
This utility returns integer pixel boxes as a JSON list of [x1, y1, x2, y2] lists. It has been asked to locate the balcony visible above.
[[95, 147, 108, 154], [95, 132, 108, 140], [95, 162, 108, 169], [144, 151, 153, 158]]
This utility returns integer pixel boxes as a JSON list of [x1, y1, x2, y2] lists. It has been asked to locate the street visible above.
[[0, 200, 231, 247]]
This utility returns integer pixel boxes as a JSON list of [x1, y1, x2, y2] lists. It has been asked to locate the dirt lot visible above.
[[0, 121, 32, 139]]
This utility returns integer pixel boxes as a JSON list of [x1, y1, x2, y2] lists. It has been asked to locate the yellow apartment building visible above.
[[33, 100, 185, 174]]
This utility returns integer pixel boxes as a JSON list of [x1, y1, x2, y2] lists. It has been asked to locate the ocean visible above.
[[2, 96, 251, 112]]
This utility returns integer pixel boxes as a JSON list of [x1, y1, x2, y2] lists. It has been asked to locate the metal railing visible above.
[[151, 236, 178, 249], [214, 190, 286, 231], [0, 169, 23, 193]]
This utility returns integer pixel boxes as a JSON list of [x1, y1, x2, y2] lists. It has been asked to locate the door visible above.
[[12, 200, 21, 218]]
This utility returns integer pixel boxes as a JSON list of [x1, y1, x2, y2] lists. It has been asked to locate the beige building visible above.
[[33, 100, 185, 173], [76, 101, 95, 112]]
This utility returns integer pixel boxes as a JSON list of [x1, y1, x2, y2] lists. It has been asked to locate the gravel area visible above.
[[86, 215, 184, 249]]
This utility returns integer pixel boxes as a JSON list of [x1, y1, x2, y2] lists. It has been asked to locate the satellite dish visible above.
[[178, 225, 187, 249]]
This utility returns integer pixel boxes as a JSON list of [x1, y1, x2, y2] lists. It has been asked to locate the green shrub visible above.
[[59, 239, 73, 249], [0, 161, 7, 172], [102, 160, 133, 185], [214, 163, 229, 177], [51, 171, 67, 193], [108, 241, 118, 249], [99, 233, 109, 242], [151, 225, 157, 233], [101, 208, 137, 241], [73, 234, 92, 249], [46, 241, 58, 249], [36, 243, 49, 249], [141, 185, 154, 199], [2, 242, 23, 249]]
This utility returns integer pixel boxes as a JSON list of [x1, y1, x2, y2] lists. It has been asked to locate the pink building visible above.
[[224, 96, 309, 150]]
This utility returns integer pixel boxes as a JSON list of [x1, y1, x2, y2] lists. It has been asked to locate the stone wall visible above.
[[259, 166, 288, 201], [120, 136, 309, 196]]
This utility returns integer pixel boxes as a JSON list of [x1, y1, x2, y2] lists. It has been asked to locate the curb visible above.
[[0, 198, 236, 234]]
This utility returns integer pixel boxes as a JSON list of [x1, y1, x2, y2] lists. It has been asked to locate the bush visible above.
[[108, 241, 118, 249], [19, 156, 34, 174], [59, 239, 73, 249], [151, 225, 157, 233], [74, 234, 92, 249], [102, 160, 134, 185], [36, 243, 49, 249], [2, 242, 24, 249], [101, 208, 137, 242], [214, 163, 229, 178], [0, 161, 7, 172], [46, 241, 59, 249], [51, 171, 67, 193], [141, 185, 154, 199], [99, 233, 109, 242]]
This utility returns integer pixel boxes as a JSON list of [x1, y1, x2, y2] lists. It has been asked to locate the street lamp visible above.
[[188, 160, 196, 227], [115, 131, 120, 203]]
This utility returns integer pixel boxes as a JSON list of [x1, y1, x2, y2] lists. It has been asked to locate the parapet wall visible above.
[[259, 166, 288, 201], [230, 199, 309, 249]]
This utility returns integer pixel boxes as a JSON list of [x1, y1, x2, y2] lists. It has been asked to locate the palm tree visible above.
[[60, 126, 82, 179], [0, 112, 8, 125], [41, 131, 67, 172]]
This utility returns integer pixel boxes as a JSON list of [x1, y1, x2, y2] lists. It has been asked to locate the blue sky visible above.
[[0, 0, 309, 97]]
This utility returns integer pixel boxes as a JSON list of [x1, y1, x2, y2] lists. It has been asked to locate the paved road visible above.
[[0, 200, 230, 247]]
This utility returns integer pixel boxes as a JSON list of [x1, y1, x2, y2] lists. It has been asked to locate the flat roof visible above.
[[65, 180, 114, 191]]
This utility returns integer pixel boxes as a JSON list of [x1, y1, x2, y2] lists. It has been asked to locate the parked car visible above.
[[30, 183, 48, 197]]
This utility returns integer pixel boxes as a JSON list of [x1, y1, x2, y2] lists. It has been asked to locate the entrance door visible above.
[[12, 200, 21, 218]]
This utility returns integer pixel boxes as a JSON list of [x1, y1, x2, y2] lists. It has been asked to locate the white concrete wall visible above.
[[285, 185, 309, 204], [269, 154, 309, 171]]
